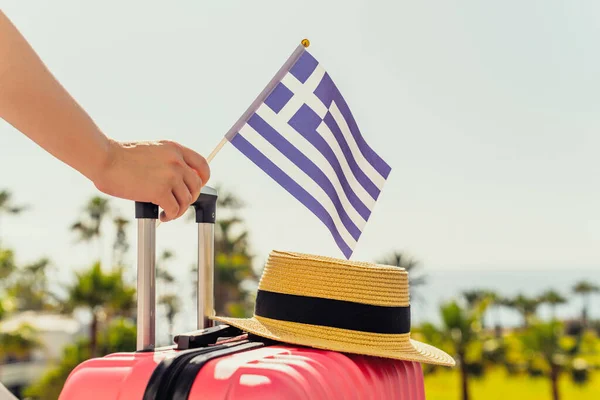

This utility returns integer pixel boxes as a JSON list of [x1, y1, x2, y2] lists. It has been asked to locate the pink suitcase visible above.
[[59, 187, 426, 400]]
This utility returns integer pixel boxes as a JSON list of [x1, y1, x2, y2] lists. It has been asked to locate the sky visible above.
[[1, 0, 599, 293]]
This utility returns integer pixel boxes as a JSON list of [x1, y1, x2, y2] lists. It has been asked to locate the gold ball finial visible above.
[[301, 38, 310, 48]]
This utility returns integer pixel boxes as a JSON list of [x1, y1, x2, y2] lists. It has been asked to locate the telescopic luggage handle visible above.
[[134, 186, 218, 351]]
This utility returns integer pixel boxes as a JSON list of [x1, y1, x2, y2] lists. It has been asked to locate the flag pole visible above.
[[206, 137, 227, 163], [157, 38, 310, 227], [222, 38, 310, 143], [205, 38, 309, 163]]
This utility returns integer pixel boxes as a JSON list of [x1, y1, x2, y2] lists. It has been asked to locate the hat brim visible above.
[[212, 315, 455, 367]]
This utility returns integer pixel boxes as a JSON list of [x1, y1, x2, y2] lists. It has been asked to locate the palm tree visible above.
[[520, 321, 576, 400], [1, 250, 57, 312], [112, 216, 130, 268], [106, 273, 137, 321], [572, 281, 599, 328], [6, 258, 57, 312], [0, 190, 27, 215], [539, 290, 567, 321], [0, 247, 17, 283], [216, 217, 250, 254], [377, 251, 426, 302], [0, 190, 27, 245], [71, 196, 111, 259], [480, 291, 504, 337], [462, 290, 487, 308], [65, 262, 135, 357], [508, 294, 541, 328], [420, 298, 488, 400], [462, 290, 499, 330]]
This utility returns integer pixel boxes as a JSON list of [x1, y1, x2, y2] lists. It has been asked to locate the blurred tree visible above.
[[462, 290, 497, 330], [539, 290, 567, 322], [462, 290, 488, 308], [0, 190, 27, 215], [446, 299, 487, 400], [0, 247, 17, 284], [519, 321, 578, 400], [0, 297, 6, 322], [567, 329, 597, 385], [506, 294, 541, 328], [0, 189, 27, 245], [214, 252, 255, 317], [71, 196, 110, 259], [418, 297, 490, 400], [112, 216, 130, 268], [377, 251, 426, 303], [64, 262, 135, 357], [97, 317, 137, 354], [5, 258, 58, 312], [572, 281, 599, 328], [481, 291, 505, 338], [158, 294, 180, 340], [216, 216, 250, 254]]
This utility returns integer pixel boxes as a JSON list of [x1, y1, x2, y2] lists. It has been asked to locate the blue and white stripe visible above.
[[228, 49, 391, 258]]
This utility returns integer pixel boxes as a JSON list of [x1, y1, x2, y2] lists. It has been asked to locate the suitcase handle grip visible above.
[[134, 186, 218, 351]]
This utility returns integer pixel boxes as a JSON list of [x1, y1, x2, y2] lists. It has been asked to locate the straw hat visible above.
[[212, 250, 455, 367]]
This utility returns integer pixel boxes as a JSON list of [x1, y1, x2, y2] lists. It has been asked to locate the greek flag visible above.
[[224, 43, 391, 258]]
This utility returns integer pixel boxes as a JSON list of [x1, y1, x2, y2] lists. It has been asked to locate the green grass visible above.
[[424, 368, 599, 400]]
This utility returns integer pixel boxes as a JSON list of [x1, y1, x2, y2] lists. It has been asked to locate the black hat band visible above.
[[254, 290, 411, 334]]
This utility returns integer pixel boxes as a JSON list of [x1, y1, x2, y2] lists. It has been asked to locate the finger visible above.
[[180, 146, 210, 185], [183, 166, 202, 203], [172, 181, 193, 219], [159, 192, 180, 222]]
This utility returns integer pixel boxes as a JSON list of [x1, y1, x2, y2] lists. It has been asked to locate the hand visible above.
[[93, 139, 210, 222]]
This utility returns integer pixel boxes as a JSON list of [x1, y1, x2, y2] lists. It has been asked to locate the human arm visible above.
[[0, 10, 209, 222]]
